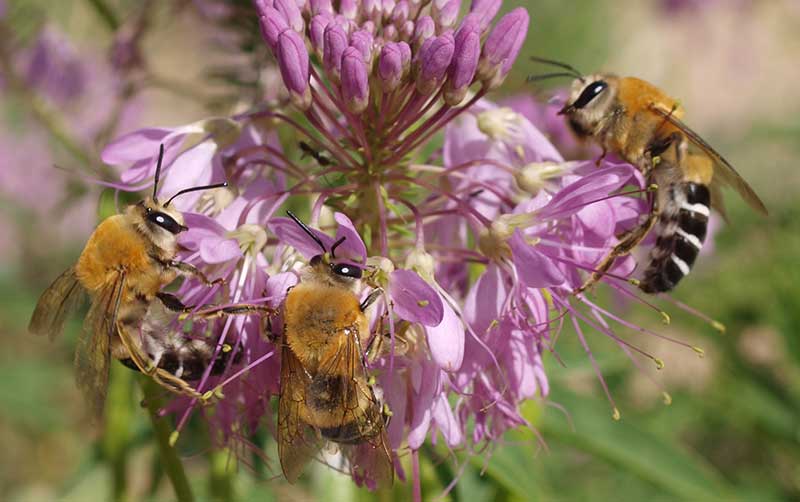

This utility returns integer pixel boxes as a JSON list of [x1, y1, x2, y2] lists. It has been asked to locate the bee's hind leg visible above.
[[575, 197, 660, 294]]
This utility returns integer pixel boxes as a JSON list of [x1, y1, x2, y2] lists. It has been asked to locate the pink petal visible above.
[[431, 394, 462, 447], [200, 236, 242, 264], [268, 217, 334, 259], [389, 269, 444, 327], [265, 271, 298, 307], [156, 141, 220, 212], [407, 363, 439, 449], [509, 230, 565, 288], [539, 164, 636, 220], [425, 299, 464, 371], [333, 212, 367, 262], [179, 212, 227, 250]]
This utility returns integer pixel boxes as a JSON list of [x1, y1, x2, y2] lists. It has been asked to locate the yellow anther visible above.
[[367, 375, 377, 387], [417, 300, 430, 307], [383, 403, 394, 417], [660, 311, 671, 325], [214, 387, 225, 399], [654, 358, 665, 370], [662, 392, 672, 405], [612, 408, 621, 421], [692, 346, 705, 358], [711, 321, 726, 333], [647, 183, 659, 192], [628, 278, 641, 287], [202, 390, 214, 401], [222, 344, 232, 353], [169, 431, 180, 447]]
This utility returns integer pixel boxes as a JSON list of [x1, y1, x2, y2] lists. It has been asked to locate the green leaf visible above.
[[538, 389, 734, 501]]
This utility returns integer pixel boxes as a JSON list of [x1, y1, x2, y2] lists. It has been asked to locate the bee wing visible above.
[[75, 271, 125, 419], [650, 106, 768, 215], [316, 328, 394, 488], [29, 267, 86, 340], [278, 337, 320, 483]]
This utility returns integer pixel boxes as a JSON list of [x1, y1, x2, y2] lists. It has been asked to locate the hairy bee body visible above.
[[277, 213, 393, 486], [559, 73, 766, 293], [29, 146, 228, 418]]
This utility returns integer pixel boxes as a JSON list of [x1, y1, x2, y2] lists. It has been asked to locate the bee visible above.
[[29, 144, 230, 418], [529, 57, 767, 293], [277, 211, 393, 486]]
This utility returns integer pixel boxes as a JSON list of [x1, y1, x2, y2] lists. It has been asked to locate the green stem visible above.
[[104, 364, 135, 502], [140, 377, 195, 502], [85, 0, 120, 31], [209, 448, 235, 502]]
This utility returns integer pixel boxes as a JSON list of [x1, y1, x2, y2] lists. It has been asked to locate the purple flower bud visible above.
[[309, 14, 331, 55], [413, 15, 435, 50], [470, 0, 501, 30], [415, 32, 455, 95], [309, 0, 333, 15], [434, 0, 460, 28], [382, 0, 397, 17], [400, 20, 415, 40], [378, 42, 404, 91], [323, 22, 348, 81], [391, 0, 409, 25], [274, 0, 304, 32], [340, 0, 357, 19], [398, 41, 411, 71], [361, 20, 376, 34], [256, 6, 288, 50], [341, 47, 369, 113], [361, 0, 378, 19], [444, 17, 480, 105], [383, 24, 398, 41], [477, 7, 529, 89], [276, 29, 311, 109], [350, 29, 374, 64]]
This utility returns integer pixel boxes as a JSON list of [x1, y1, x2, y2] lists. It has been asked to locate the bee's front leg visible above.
[[168, 260, 225, 287]]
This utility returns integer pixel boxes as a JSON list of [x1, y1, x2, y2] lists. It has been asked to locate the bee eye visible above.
[[572, 81, 608, 109], [147, 211, 185, 234], [332, 263, 363, 279]]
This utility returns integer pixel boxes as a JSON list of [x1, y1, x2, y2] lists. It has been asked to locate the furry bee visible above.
[[529, 57, 767, 293], [29, 145, 230, 418], [277, 211, 393, 486]]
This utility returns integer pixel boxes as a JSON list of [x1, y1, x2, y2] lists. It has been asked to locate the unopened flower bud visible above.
[[340, 0, 358, 18], [444, 17, 480, 105], [391, 1, 409, 25], [257, 6, 288, 50], [378, 42, 404, 91], [415, 32, 454, 95], [274, 0, 304, 32], [433, 0, 460, 28], [350, 29, 374, 66], [341, 47, 369, 113], [310, 0, 333, 15], [514, 161, 578, 195], [477, 8, 529, 89], [309, 14, 331, 55], [413, 15, 435, 51], [276, 29, 311, 109], [323, 22, 348, 81], [469, 0, 501, 31]]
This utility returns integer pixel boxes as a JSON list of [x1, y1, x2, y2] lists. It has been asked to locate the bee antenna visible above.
[[330, 236, 346, 259], [286, 211, 327, 254], [526, 72, 580, 83], [165, 182, 228, 206], [529, 56, 583, 78], [153, 144, 165, 202]]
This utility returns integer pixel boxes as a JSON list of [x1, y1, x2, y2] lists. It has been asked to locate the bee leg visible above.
[[168, 260, 225, 287], [360, 288, 383, 312], [595, 147, 607, 167], [576, 198, 661, 294]]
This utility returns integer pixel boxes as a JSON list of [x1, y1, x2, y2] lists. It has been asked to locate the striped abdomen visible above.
[[640, 182, 710, 293]]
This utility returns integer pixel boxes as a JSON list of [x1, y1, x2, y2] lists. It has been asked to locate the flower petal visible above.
[[425, 299, 464, 371], [333, 212, 367, 263], [268, 217, 334, 259], [389, 269, 444, 327], [509, 230, 565, 288], [200, 236, 242, 264]]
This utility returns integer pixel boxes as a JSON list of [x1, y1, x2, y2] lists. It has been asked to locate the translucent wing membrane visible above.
[[75, 271, 125, 419], [29, 267, 85, 340], [650, 105, 768, 215]]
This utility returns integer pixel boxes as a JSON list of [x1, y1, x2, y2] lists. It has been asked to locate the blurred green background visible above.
[[1, 0, 799, 500]]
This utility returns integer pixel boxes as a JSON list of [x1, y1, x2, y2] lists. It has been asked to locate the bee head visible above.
[[133, 144, 227, 254], [559, 73, 619, 138], [286, 211, 365, 290]]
